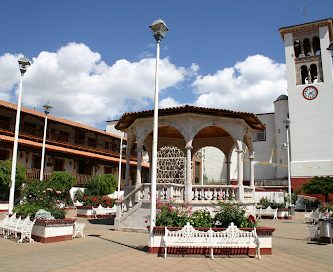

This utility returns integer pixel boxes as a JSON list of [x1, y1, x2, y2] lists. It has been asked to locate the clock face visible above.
[[303, 86, 318, 100]]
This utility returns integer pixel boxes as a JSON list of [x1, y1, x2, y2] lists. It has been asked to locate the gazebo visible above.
[[114, 105, 265, 230]]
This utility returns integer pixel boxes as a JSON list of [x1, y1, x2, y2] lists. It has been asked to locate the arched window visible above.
[[310, 64, 318, 83], [303, 38, 311, 56], [294, 40, 301, 58], [312, 36, 320, 55], [301, 65, 308, 84]]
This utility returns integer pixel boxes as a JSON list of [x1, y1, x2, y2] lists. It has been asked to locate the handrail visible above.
[[120, 184, 144, 203]]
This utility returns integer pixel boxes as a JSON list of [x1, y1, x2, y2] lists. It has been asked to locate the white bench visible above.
[[92, 204, 116, 218], [162, 222, 260, 259], [73, 222, 86, 239], [256, 206, 278, 220], [0, 214, 36, 243]]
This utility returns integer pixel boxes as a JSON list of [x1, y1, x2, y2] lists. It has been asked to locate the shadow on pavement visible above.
[[87, 234, 148, 252]]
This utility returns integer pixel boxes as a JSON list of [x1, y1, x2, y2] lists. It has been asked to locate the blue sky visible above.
[[0, 0, 332, 128]]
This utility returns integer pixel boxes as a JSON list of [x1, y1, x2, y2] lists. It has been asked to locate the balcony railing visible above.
[[25, 168, 93, 187], [255, 179, 288, 187]]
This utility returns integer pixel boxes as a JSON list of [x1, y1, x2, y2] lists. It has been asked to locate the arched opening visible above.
[[301, 65, 308, 84], [312, 36, 320, 55], [303, 38, 311, 56], [294, 40, 302, 58], [195, 147, 227, 185], [310, 64, 318, 83]]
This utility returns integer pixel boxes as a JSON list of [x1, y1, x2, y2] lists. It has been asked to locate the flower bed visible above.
[[31, 218, 75, 243], [148, 225, 275, 255]]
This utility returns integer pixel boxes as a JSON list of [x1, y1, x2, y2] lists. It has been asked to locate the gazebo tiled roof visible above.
[[115, 105, 265, 131]]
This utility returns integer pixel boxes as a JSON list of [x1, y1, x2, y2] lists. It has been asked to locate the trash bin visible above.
[[318, 219, 333, 243], [288, 206, 295, 216]]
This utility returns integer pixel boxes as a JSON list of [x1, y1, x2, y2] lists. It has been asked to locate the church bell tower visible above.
[[279, 18, 333, 188]]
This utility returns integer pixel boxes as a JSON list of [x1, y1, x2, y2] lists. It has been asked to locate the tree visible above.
[[0, 160, 26, 200], [302, 176, 333, 203], [84, 174, 117, 196], [48, 171, 76, 192]]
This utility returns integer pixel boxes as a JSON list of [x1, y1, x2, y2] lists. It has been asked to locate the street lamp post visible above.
[[283, 118, 292, 206], [148, 19, 169, 239], [8, 57, 31, 214], [40, 103, 52, 181], [117, 132, 125, 199]]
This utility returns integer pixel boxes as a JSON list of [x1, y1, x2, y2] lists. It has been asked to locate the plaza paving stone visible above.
[[0, 212, 332, 272]]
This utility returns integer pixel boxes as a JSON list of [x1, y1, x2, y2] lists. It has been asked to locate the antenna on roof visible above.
[[300, 2, 308, 21]]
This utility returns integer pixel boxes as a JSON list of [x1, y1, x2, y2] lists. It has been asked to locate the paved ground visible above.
[[0, 212, 332, 272]]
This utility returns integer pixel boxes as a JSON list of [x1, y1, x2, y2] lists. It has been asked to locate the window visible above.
[[0, 149, 9, 160], [301, 65, 308, 84], [87, 137, 97, 147], [0, 116, 10, 130], [310, 64, 318, 83], [105, 142, 109, 150], [254, 129, 266, 142], [32, 155, 41, 169], [75, 129, 85, 145]]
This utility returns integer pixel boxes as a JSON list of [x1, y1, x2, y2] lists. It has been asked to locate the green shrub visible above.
[[214, 202, 257, 228], [13, 202, 43, 217], [259, 197, 285, 209], [0, 160, 26, 200], [303, 176, 333, 203], [84, 174, 117, 196], [189, 210, 213, 228], [48, 171, 76, 192]]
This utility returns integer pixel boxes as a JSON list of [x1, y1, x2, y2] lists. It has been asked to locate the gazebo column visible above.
[[184, 142, 193, 203], [249, 151, 255, 188], [125, 147, 131, 186], [236, 142, 244, 202], [226, 158, 231, 185], [135, 144, 143, 201]]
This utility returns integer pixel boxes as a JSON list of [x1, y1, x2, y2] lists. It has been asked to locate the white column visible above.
[[117, 132, 124, 199], [125, 146, 131, 186], [40, 115, 48, 181], [8, 77, 23, 214], [236, 144, 244, 202], [226, 158, 231, 185], [249, 152, 255, 188], [136, 145, 143, 187], [184, 142, 193, 203]]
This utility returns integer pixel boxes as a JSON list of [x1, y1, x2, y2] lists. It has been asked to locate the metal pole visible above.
[[149, 39, 160, 235], [286, 127, 292, 205], [117, 132, 124, 199], [40, 114, 48, 181], [8, 77, 23, 214]]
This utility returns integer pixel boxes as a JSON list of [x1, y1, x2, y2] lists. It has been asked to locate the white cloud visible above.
[[0, 53, 21, 100], [192, 54, 287, 113], [159, 97, 182, 108], [1, 42, 190, 126]]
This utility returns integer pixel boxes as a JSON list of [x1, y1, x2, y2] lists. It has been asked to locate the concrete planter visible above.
[[0, 201, 9, 212], [148, 226, 275, 256], [31, 219, 75, 243], [277, 208, 290, 219]]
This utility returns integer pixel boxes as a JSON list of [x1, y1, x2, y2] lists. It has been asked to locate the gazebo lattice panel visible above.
[[157, 146, 185, 184]]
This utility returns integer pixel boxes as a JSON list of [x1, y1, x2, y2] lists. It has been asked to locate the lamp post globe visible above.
[[148, 19, 169, 245], [8, 57, 31, 214]]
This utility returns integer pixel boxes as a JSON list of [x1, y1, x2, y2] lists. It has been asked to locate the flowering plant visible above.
[[78, 195, 114, 207]]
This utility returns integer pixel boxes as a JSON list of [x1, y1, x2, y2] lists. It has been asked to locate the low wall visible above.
[[0, 201, 9, 212]]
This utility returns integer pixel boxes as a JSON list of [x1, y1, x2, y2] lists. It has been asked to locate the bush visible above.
[[214, 202, 257, 228], [189, 210, 213, 228], [78, 195, 114, 207], [259, 197, 285, 209], [48, 171, 76, 192], [0, 160, 26, 200], [155, 202, 191, 227], [15, 180, 66, 219], [84, 174, 117, 196], [303, 176, 333, 203]]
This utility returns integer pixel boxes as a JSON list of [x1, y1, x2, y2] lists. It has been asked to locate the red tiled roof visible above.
[[0, 134, 149, 168], [0, 100, 121, 139], [115, 105, 265, 131]]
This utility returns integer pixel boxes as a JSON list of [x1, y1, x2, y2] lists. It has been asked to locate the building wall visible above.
[[283, 24, 333, 179]]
